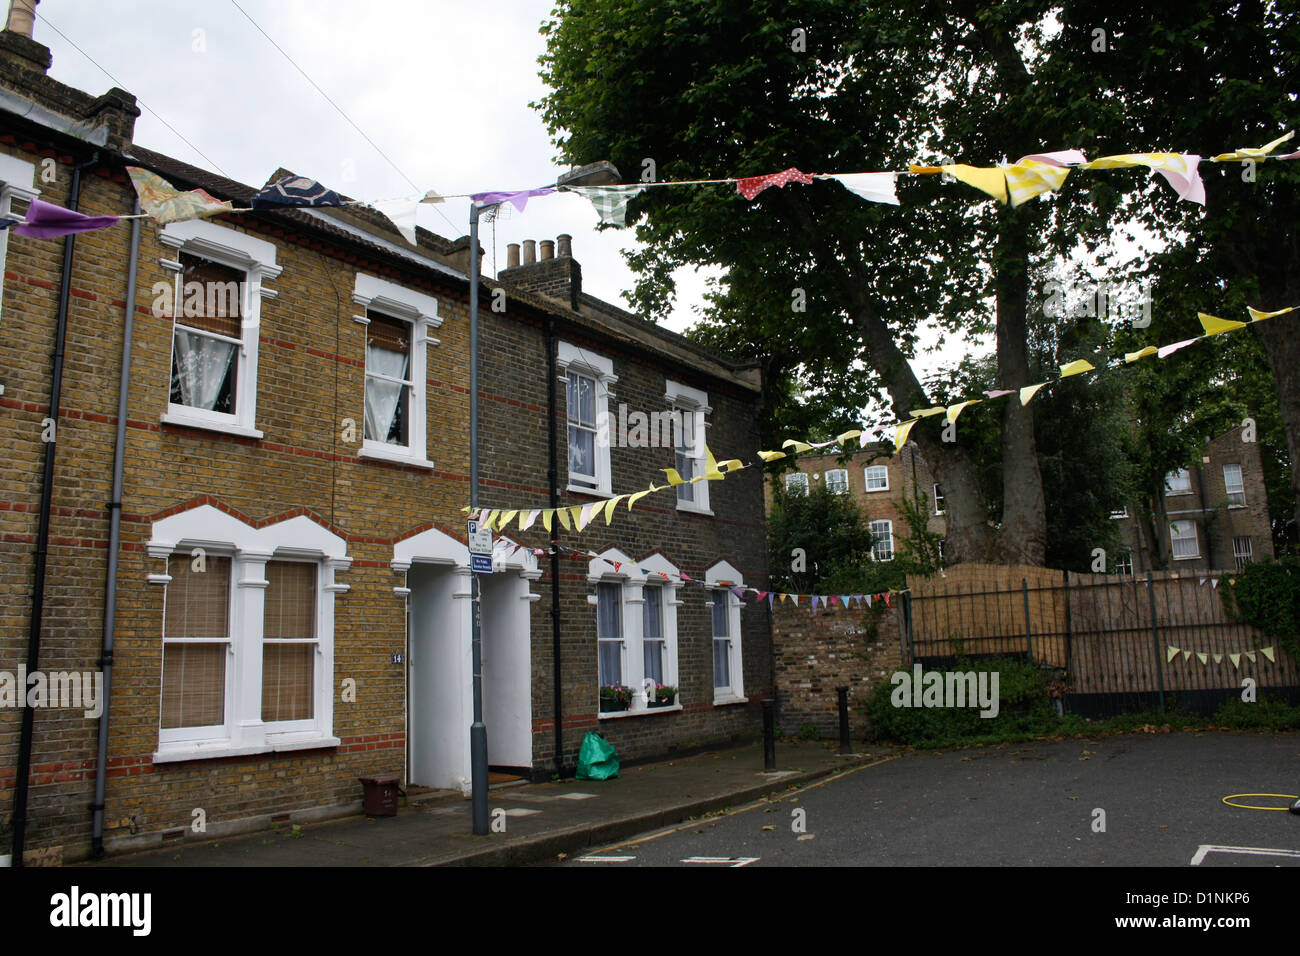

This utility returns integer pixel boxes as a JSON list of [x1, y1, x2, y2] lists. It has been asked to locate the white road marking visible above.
[[557, 792, 598, 800], [578, 855, 636, 863], [502, 808, 541, 817], [1191, 844, 1300, 865], [681, 856, 760, 867]]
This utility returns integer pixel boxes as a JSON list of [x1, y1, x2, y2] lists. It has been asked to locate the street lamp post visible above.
[[466, 162, 620, 836]]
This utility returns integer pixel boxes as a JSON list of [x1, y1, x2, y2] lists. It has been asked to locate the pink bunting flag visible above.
[[736, 168, 814, 200], [983, 389, 1015, 400], [1157, 338, 1199, 359]]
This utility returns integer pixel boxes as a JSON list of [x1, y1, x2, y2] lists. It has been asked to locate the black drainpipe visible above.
[[12, 150, 100, 866], [547, 317, 564, 776], [90, 201, 140, 858]]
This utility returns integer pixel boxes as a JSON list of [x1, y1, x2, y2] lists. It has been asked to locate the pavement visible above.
[[82, 739, 890, 867]]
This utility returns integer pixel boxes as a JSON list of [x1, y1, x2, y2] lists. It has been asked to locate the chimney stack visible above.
[[5, 1, 38, 38], [539, 239, 554, 261], [557, 234, 572, 258], [506, 243, 520, 269], [522, 239, 536, 265], [496, 235, 583, 312]]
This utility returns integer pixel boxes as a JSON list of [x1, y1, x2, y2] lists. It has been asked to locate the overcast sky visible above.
[[28, 0, 985, 383]]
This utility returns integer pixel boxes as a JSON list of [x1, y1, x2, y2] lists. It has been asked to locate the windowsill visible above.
[[675, 503, 714, 516], [865, 488, 890, 493], [567, 483, 612, 498], [598, 703, 683, 720], [161, 410, 264, 440], [1227, 504, 1246, 509], [1172, 554, 1201, 561], [152, 735, 341, 764], [1165, 491, 1192, 497], [359, 443, 435, 469], [713, 694, 748, 707]]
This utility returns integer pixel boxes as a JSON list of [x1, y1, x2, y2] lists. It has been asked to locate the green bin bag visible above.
[[575, 731, 620, 781]]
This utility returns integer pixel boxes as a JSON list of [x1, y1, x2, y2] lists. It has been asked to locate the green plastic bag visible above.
[[575, 731, 620, 781]]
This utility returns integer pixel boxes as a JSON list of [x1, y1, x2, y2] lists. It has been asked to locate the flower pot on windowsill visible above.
[[600, 699, 631, 713], [646, 698, 675, 708], [599, 685, 632, 712], [647, 685, 678, 708]]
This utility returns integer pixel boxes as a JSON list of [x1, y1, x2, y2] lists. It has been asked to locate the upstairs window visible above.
[[365, 312, 412, 447], [826, 469, 849, 495], [558, 342, 615, 496], [1165, 469, 1192, 495], [865, 465, 889, 492], [1223, 464, 1245, 507], [785, 472, 809, 496]]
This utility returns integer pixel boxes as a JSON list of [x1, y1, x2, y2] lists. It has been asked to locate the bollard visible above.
[[836, 686, 851, 754], [762, 699, 776, 770]]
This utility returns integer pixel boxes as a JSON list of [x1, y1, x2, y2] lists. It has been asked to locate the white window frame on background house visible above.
[[785, 472, 809, 496], [1233, 536, 1254, 570], [588, 549, 682, 716], [0, 153, 38, 372], [932, 484, 945, 515], [559, 342, 615, 496], [865, 465, 889, 492], [1114, 552, 1134, 575], [826, 469, 849, 495], [869, 519, 894, 562], [1223, 463, 1246, 507], [706, 560, 746, 705], [1109, 506, 1128, 519], [1169, 520, 1200, 560], [353, 272, 440, 468], [664, 379, 711, 514], [159, 220, 282, 439], [1165, 468, 1192, 495], [146, 505, 350, 762]]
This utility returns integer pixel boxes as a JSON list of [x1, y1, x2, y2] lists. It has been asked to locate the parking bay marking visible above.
[[1191, 844, 1300, 865]]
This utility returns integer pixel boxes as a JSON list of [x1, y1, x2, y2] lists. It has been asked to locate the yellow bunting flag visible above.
[[1059, 359, 1095, 378], [1247, 305, 1294, 322], [1244, 650, 1257, 663], [1182, 649, 1193, 662], [1197, 653, 1208, 665], [943, 164, 1009, 203], [1125, 346, 1158, 364], [482, 510, 497, 529], [662, 468, 687, 485], [1020, 382, 1048, 406], [1261, 646, 1276, 662], [1003, 159, 1071, 206], [704, 447, 725, 480], [782, 439, 813, 453], [570, 504, 585, 528], [542, 510, 554, 533], [1211, 130, 1294, 162], [1229, 653, 1241, 669], [603, 496, 625, 524], [499, 510, 518, 530], [946, 400, 979, 423], [1213, 653, 1223, 664], [1198, 312, 1246, 336], [718, 459, 745, 473], [555, 506, 571, 531], [835, 429, 863, 446], [626, 487, 654, 509], [758, 450, 786, 462], [1166, 645, 1181, 664], [461, 505, 473, 513], [894, 419, 919, 448], [909, 406, 946, 419]]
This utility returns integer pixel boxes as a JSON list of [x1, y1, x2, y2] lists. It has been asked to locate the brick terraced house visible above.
[[0, 20, 769, 863]]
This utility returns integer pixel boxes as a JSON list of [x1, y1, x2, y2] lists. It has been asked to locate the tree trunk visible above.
[[993, 207, 1047, 565]]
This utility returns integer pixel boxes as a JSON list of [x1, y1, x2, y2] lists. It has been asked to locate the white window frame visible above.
[[865, 465, 889, 492], [826, 469, 849, 495], [588, 549, 683, 717], [664, 379, 712, 515], [932, 483, 945, 514], [1109, 506, 1128, 519], [353, 272, 440, 469], [869, 519, 894, 562], [0, 153, 39, 373], [785, 472, 809, 496], [706, 560, 746, 705], [1114, 552, 1134, 575], [1223, 463, 1245, 508], [1232, 536, 1253, 571], [146, 505, 350, 762], [559, 342, 615, 496], [1169, 520, 1199, 560], [1165, 468, 1192, 496], [159, 220, 282, 439]]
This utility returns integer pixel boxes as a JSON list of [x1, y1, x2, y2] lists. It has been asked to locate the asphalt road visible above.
[[563, 731, 1300, 867]]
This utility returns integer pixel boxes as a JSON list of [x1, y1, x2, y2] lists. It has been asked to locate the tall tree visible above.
[[537, 0, 1084, 565]]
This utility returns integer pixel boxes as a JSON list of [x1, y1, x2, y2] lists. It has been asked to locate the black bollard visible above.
[[762, 699, 776, 770], [837, 686, 851, 754]]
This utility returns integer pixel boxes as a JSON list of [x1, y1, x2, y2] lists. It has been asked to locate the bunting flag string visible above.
[[465, 298, 1298, 530], [1164, 645, 1276, 669]]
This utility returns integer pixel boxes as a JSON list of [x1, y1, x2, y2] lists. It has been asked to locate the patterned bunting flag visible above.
[[127, 167, 234, 224], [565, 184, 646, 227], [1079, 153, 1205, 205], [251, 176, 345, 209], [736, 167, 814, 200]]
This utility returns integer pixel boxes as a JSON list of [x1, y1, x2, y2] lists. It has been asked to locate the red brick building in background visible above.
[[0, 18, 769, 864]]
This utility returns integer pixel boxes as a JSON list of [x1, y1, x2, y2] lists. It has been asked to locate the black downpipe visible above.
[[90, 203, 141, 858], [12, 151, 100, 866], [547, 317, 564, 776]]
